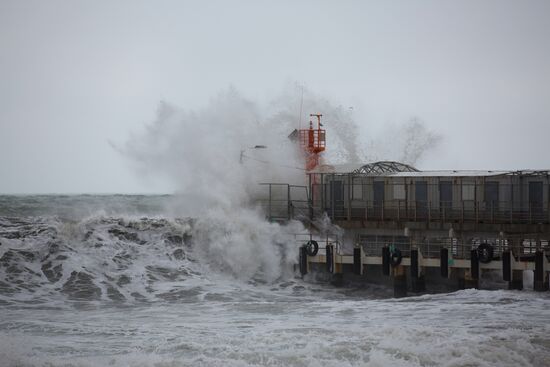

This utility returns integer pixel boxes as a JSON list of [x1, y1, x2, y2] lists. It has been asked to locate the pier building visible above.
[[258, 116, 550, 296]]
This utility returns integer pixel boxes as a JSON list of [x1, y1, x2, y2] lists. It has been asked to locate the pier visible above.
[[296, 235, 549, 297], [259, 161, 550, 297]]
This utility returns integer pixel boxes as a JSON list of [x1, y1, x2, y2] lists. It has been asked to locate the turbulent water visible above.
[[1, 195, 549, 367]]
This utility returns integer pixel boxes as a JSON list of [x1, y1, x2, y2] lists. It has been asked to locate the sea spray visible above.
[[115, 86, 443, 284], [1, 196, 550, 367], [118, 89, 305, 213], [118, 88, 310, 283], [266, 84, 364, 165], [191, 206, 304, 282]]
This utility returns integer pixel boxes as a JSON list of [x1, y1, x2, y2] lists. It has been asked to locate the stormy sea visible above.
[[1, 195, 549, 367]]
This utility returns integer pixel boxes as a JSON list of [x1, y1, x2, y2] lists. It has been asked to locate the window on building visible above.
[[484, 181, 499, 204], [440, 181, 452, 209], [529, 181, 543, 211], [462, 184, 475, 201], [352, 180, 363, 200], [393, 184, 406, 200]]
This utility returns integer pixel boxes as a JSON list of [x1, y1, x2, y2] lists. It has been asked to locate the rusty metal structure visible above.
[[297, 114, 326, 171]]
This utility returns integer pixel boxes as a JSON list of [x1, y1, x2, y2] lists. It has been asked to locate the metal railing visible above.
[[257, 183, 550, 226], [357, 235, 549, 260], [319, 200, 550, 224], [258, 183, 310, 221]]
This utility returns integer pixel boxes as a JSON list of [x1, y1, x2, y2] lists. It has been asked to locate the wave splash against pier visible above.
[[0, 195, 549, 366]]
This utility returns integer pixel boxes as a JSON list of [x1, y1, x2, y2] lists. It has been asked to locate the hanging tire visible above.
[[477, 243, 493, 264], [305, 240, 319, 256], [390, 248, 402, 267]]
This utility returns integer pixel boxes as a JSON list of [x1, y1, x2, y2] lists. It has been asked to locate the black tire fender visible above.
[[390, 248, 402, 267], [477, 243, 494, 264], [305, 240, 319, 256]]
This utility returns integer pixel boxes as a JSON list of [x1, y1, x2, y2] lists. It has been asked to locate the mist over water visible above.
[[118, 88, 304, 211], [0, 89, 548, 366]]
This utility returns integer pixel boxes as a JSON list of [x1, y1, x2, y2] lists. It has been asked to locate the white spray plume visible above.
[[266, 84, 442, 167], [118, 85, 442, 281], [267, 84, 364, 164], [192, 207, 305, 281], [119, 88, 309, 282], [121, 88, 305, 216], [366, 117, 442, 167]]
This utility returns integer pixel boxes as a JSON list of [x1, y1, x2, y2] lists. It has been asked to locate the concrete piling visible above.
[[393, 265, 407, 298], [534, 250, 549, 291], [463, 270, 479, 289], [453, 268, 478, 290], [300, 237, 548, 296], [410, 248, 425, 293], [509, 270, 523, 290], [411, 275, 426, 293]]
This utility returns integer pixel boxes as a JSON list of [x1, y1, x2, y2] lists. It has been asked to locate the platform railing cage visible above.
[[257, 183, 310, 222], [315, 199, 550, 225], [310, 180, 550, 225], [356, 235, 550, 260]]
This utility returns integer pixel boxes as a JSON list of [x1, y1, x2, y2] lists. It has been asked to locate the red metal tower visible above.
[[298, 114, 326, 171]]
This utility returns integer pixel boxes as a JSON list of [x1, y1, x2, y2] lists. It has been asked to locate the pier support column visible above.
[[410, 248, 425, 293], [452, 268, 466, 290], [534, 250, 549, 291], [534, 277, 549, 291], [393, 265, 407, 298], [509, 270, 523, 290], [411, 275, 426, 293], [454, 268, 478, 289], [330, 273, 344, 287], [463, 270, 479, 289], [503, 250, 522, 290]]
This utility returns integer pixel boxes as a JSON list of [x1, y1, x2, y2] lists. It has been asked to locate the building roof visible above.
[[388, 170, 510, 177], [309, 161, 550, 177], [311, 161, 418, 174]]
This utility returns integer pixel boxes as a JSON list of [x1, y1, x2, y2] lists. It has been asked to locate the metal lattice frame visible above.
[[510, 170, 550, 177], [351, 161, 419, 175]]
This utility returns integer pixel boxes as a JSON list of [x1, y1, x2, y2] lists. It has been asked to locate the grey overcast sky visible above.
[[1, 0, 549, 194]]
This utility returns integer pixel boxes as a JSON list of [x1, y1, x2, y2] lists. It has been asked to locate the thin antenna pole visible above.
[[298, 85, 304, 129]]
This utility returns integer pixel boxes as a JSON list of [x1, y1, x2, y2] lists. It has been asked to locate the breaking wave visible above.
[[1, 196, 550, 367], [0, 210, 303, 305]]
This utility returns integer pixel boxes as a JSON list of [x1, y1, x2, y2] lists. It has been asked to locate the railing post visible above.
[[414, 201, 417, 221], [529, 202, 532, 224], [461, 201, 464, 223], [491, 201, 494, 223], [321, 174, 325, 214], [428, 201, 431, 222], [268, 184, 272, 221], [475, 201, 478, 223], [287, 184, 291, 220], [308, 174, 313, 221], [426, 239, 429, 259], [330, 175, 335, 221], [398, 201, 402, 221], [347, 174, 352, 221]]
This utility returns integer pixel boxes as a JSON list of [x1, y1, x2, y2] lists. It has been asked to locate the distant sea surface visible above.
[[0, 195, 549, 366]]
